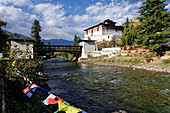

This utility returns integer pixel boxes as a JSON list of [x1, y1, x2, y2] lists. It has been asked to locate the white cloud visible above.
[[0, 0, 32, 6], [33, 3, 65, 27], [0, 4, 32, 36], [122, 0, 144, 4], [85, 1, 142, 25], [30, 15, 37, 20], [165, 4, 170, 11]]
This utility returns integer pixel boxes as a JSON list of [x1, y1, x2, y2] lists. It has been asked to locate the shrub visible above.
[[87, 54, 92, 58], [128, 46, 134, 50], [162, 59, 170, 64], [123, 46, 127, 50], [144, 54, 154, 58], [151, 45, 161, 52], [5, 48, 44, 81], [146, 58, 154, 63]]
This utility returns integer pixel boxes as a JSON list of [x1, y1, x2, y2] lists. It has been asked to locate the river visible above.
[[42, 57, 170, 113]]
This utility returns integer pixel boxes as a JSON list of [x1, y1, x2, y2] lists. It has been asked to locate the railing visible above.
[[34, 45, 82, 53]]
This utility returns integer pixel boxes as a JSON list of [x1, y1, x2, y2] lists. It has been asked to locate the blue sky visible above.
[[0, 0, 170, 40]]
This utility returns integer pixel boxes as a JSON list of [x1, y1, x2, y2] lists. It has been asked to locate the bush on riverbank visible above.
[[162, 59, 170, 64], [1, 49, 48, 112], [62, 52, 77, 61], [5, 48, 44, 81]]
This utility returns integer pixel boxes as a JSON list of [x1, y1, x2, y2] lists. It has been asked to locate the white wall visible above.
[[84, 27, 122, 42], [87, 35, 121, 42], [84, 26, 103, 38], [86, 47, 122, 57], [80, 41, 95, 58], [102, 28, 122, 36]]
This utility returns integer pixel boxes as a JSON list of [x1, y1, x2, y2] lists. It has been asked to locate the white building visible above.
[[83, 19, 123, 42], [79, 40, 96, 58], [9, 38, 34, 59]]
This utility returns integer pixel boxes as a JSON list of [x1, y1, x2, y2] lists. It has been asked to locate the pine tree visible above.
[[73, 35, 81, 46], [121, 17, 136, 46], [127, 24, 137, 45], [136, 0, 170, 46], [0, 20, 9, 52], [164, 12, 170, 33], [30, 20, 41, 45], [121, 18, 129, 46]]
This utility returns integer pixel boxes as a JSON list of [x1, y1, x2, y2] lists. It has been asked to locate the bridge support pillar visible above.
[[79, 40, 96, 58]]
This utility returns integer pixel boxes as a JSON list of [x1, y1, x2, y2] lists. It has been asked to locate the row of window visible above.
[[85, 28, 120, 35]]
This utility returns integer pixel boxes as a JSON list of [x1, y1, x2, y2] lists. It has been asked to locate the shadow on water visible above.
[[42, 57, 170, 113]]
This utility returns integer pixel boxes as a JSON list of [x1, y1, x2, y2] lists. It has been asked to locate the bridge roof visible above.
[[79, 40, 96, 42], [35, 45, 82, 47]]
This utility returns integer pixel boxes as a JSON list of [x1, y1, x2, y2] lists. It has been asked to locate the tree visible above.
[[73, 35, 81, 46], [0, 20, 9, 52], [30, 20, 42, 45], [120, 17, 136, 46], [121, 18, 129, 46], [164, 12, 170, 33], [109, 36, 117, 47], [136, 0, 170, 46]]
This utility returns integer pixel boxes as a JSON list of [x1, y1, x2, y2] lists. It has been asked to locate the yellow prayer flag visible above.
[[12, 59, 16, 66], [58, 101, 82, 113]]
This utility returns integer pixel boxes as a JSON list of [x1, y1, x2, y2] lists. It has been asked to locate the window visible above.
[[97, 27, 99, 31], [86, 31, 88, 35]]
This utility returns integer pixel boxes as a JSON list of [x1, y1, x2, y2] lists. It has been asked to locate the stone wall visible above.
[[10, 40, 34, 58]]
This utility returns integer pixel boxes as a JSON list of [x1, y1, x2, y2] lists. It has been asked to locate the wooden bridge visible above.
[[34, 45, 82, 56]]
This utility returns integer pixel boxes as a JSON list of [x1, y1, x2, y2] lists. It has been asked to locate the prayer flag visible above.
[[23, 83, 39, 94], [26, 87, 39, 98], [57, 101, 82, 113], [12, 60, 16, 66], [42, 94, 63, 106], [82, 110, 87, 113]]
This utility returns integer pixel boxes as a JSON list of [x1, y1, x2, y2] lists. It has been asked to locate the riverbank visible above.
[[78, 57, 170, 73]]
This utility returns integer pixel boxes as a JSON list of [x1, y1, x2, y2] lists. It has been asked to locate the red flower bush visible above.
[[146, 58, 154, 63], [123, 46, 127, 50]]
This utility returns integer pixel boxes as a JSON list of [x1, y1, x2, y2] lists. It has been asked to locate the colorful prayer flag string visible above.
[[12, 60, 87, 113]]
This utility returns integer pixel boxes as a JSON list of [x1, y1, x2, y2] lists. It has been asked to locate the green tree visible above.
[[0, 20, 9, 52], [121, 17, 137, 46], [136, 0, 170, 46], [121, 18, 129, 46], [121, 18, 132, 46], [30, 20, 42, 45], [73, 35, 81, 46], [109, 36, 117, 47], [164, 12, 170, 33], [128, 24, 137, 45]]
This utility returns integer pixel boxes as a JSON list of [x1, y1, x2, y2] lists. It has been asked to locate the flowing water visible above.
[[42, 57, 170, 113]]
